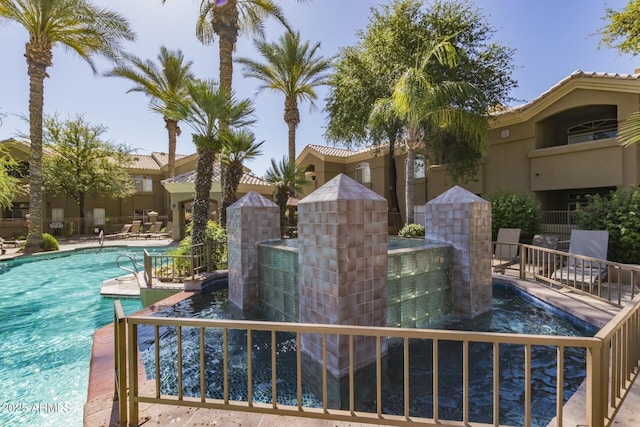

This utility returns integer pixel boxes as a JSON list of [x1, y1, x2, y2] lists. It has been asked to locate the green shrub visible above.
[[398, 223, 425, 238], [163, 221, 228, 275], [487, 191, 542, 243], [40, 233, 59, 251], [574, 187, 640, 264]]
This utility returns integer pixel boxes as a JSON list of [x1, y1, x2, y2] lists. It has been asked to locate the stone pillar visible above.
[[298, 174, 388, 379], [424, 185, 492, 319], [227, 191, 280, 310]]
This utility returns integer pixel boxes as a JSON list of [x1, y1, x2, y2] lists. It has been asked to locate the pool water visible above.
[[0, 247, 162, 427], [142, 282, 598, 427]]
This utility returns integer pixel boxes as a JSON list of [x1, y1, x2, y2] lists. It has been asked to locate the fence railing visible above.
[[116, 296, 640, 427], [517, 244, 640, 306], [113, 300, 127, 426], [142, 241, 227, 283]]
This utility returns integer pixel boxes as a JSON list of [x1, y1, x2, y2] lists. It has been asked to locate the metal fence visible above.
[[142, 241, 227, 283], [112, 297, 640, 427]]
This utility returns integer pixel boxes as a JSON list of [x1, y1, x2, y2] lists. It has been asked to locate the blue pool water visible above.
[[0, 247, 164, 427], [141, 281, 598, 427]]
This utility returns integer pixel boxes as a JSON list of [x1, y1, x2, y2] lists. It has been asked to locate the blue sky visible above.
[[0, 0, 638, 177]]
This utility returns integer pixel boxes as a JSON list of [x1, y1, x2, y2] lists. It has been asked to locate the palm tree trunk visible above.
[[387, 138, 402, 231], [24, 43, 52, 254], [164, 118, 180, 178], [192, 147, 215, 246], [79, 191, 86, 235], [214, 0, 237, 228], [284, 97, 299, 164], [405, 148, 415, 225]]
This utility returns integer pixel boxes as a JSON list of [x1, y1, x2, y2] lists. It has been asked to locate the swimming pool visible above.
[[140, 281, 598, 427], [0, 247, 164, 427]]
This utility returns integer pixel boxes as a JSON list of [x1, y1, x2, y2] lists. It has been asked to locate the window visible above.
[[404, 155, 426, 178], [8, 161, 28, 178], [93, 208, 105, 226], [567, 119, 617, 144], [134, 176, 153, 192], [51, 208, 64, 222], [2, 202, 28, 219], [355, 162, 371, 184], [414, 154, 425, 179]]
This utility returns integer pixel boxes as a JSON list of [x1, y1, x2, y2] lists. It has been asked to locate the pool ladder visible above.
[[115, 254, 142, 287]]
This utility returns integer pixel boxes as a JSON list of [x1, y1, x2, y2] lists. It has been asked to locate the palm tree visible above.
[[194, 0, 295, 91], [618, 112, 640, 147], [0, 0, 135, 253], [220, 128, 264, 207], [178, 0, 302, 226], [104, 46, 195, 178], [372, 38, 487, 225], [176, 78, 255, 245], [264, 156, 308, 236], [236, 31, 332, 163]]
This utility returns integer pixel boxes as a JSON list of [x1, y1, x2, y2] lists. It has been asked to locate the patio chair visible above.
[[0, 236, 19, 249], [551, 230, 609, 286], [149, 222, 171, 239], [108, 223, 132, 239], [492, 228, 521, 273], [528, 234, 560, 276]]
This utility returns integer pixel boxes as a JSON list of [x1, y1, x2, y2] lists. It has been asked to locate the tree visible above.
[[264, 156, 309, 236], [0, 147, 25, 210], [220, 128, 264, 207], [176, 79, 255, 245], [236, 31, 332, 164], [169, 0, 302, 226], [325, 0, 516, 222], [0, 0, 135, 253], [372, 38, 487, 224], [105, 46, 195, 178], [599, 1, 640, 148], [42, 115, 135, 233], [599, 0, 640, 56]]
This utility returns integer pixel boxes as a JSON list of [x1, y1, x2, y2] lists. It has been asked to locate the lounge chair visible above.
[[149, 222, 171, 239], [492, 228, 521, 273], [527, 234, 560, 276], [552, 230, 609, 286], [0, 236, 19, 249], [108, 223, 132, 239]]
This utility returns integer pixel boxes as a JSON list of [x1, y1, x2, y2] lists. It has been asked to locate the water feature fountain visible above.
[[226, 174, 492, 406]]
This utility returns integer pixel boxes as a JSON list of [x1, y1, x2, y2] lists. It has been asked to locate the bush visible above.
[[165, 220, 228, 275], [398, 223, 425, 238], [40, 233, 59, 251], [574, 187, 640, 264], [487, 191, 542, 243]]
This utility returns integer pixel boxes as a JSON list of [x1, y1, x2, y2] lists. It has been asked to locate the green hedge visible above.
[[574, 187, 640, 264], [487, 191, 542, 243]]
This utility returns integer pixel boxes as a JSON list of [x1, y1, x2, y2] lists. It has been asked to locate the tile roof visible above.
[[131, 152, 190, 170], [496, 70, 640, 116], [305, 143, 388, 158], [306, 144, 357, 157], [162, 163, 272, 187], [131, 154, 161, 170]]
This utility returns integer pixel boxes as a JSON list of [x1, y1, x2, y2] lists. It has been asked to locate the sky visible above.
[[1, 0, 639, 177]]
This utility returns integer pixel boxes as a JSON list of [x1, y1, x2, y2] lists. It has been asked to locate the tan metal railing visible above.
[[596, 299, 640, 425], [518, 244, 640, 306], [115, 308, 639, 427], [143, 241, 227, 283], [113, 300, 127, 426]]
